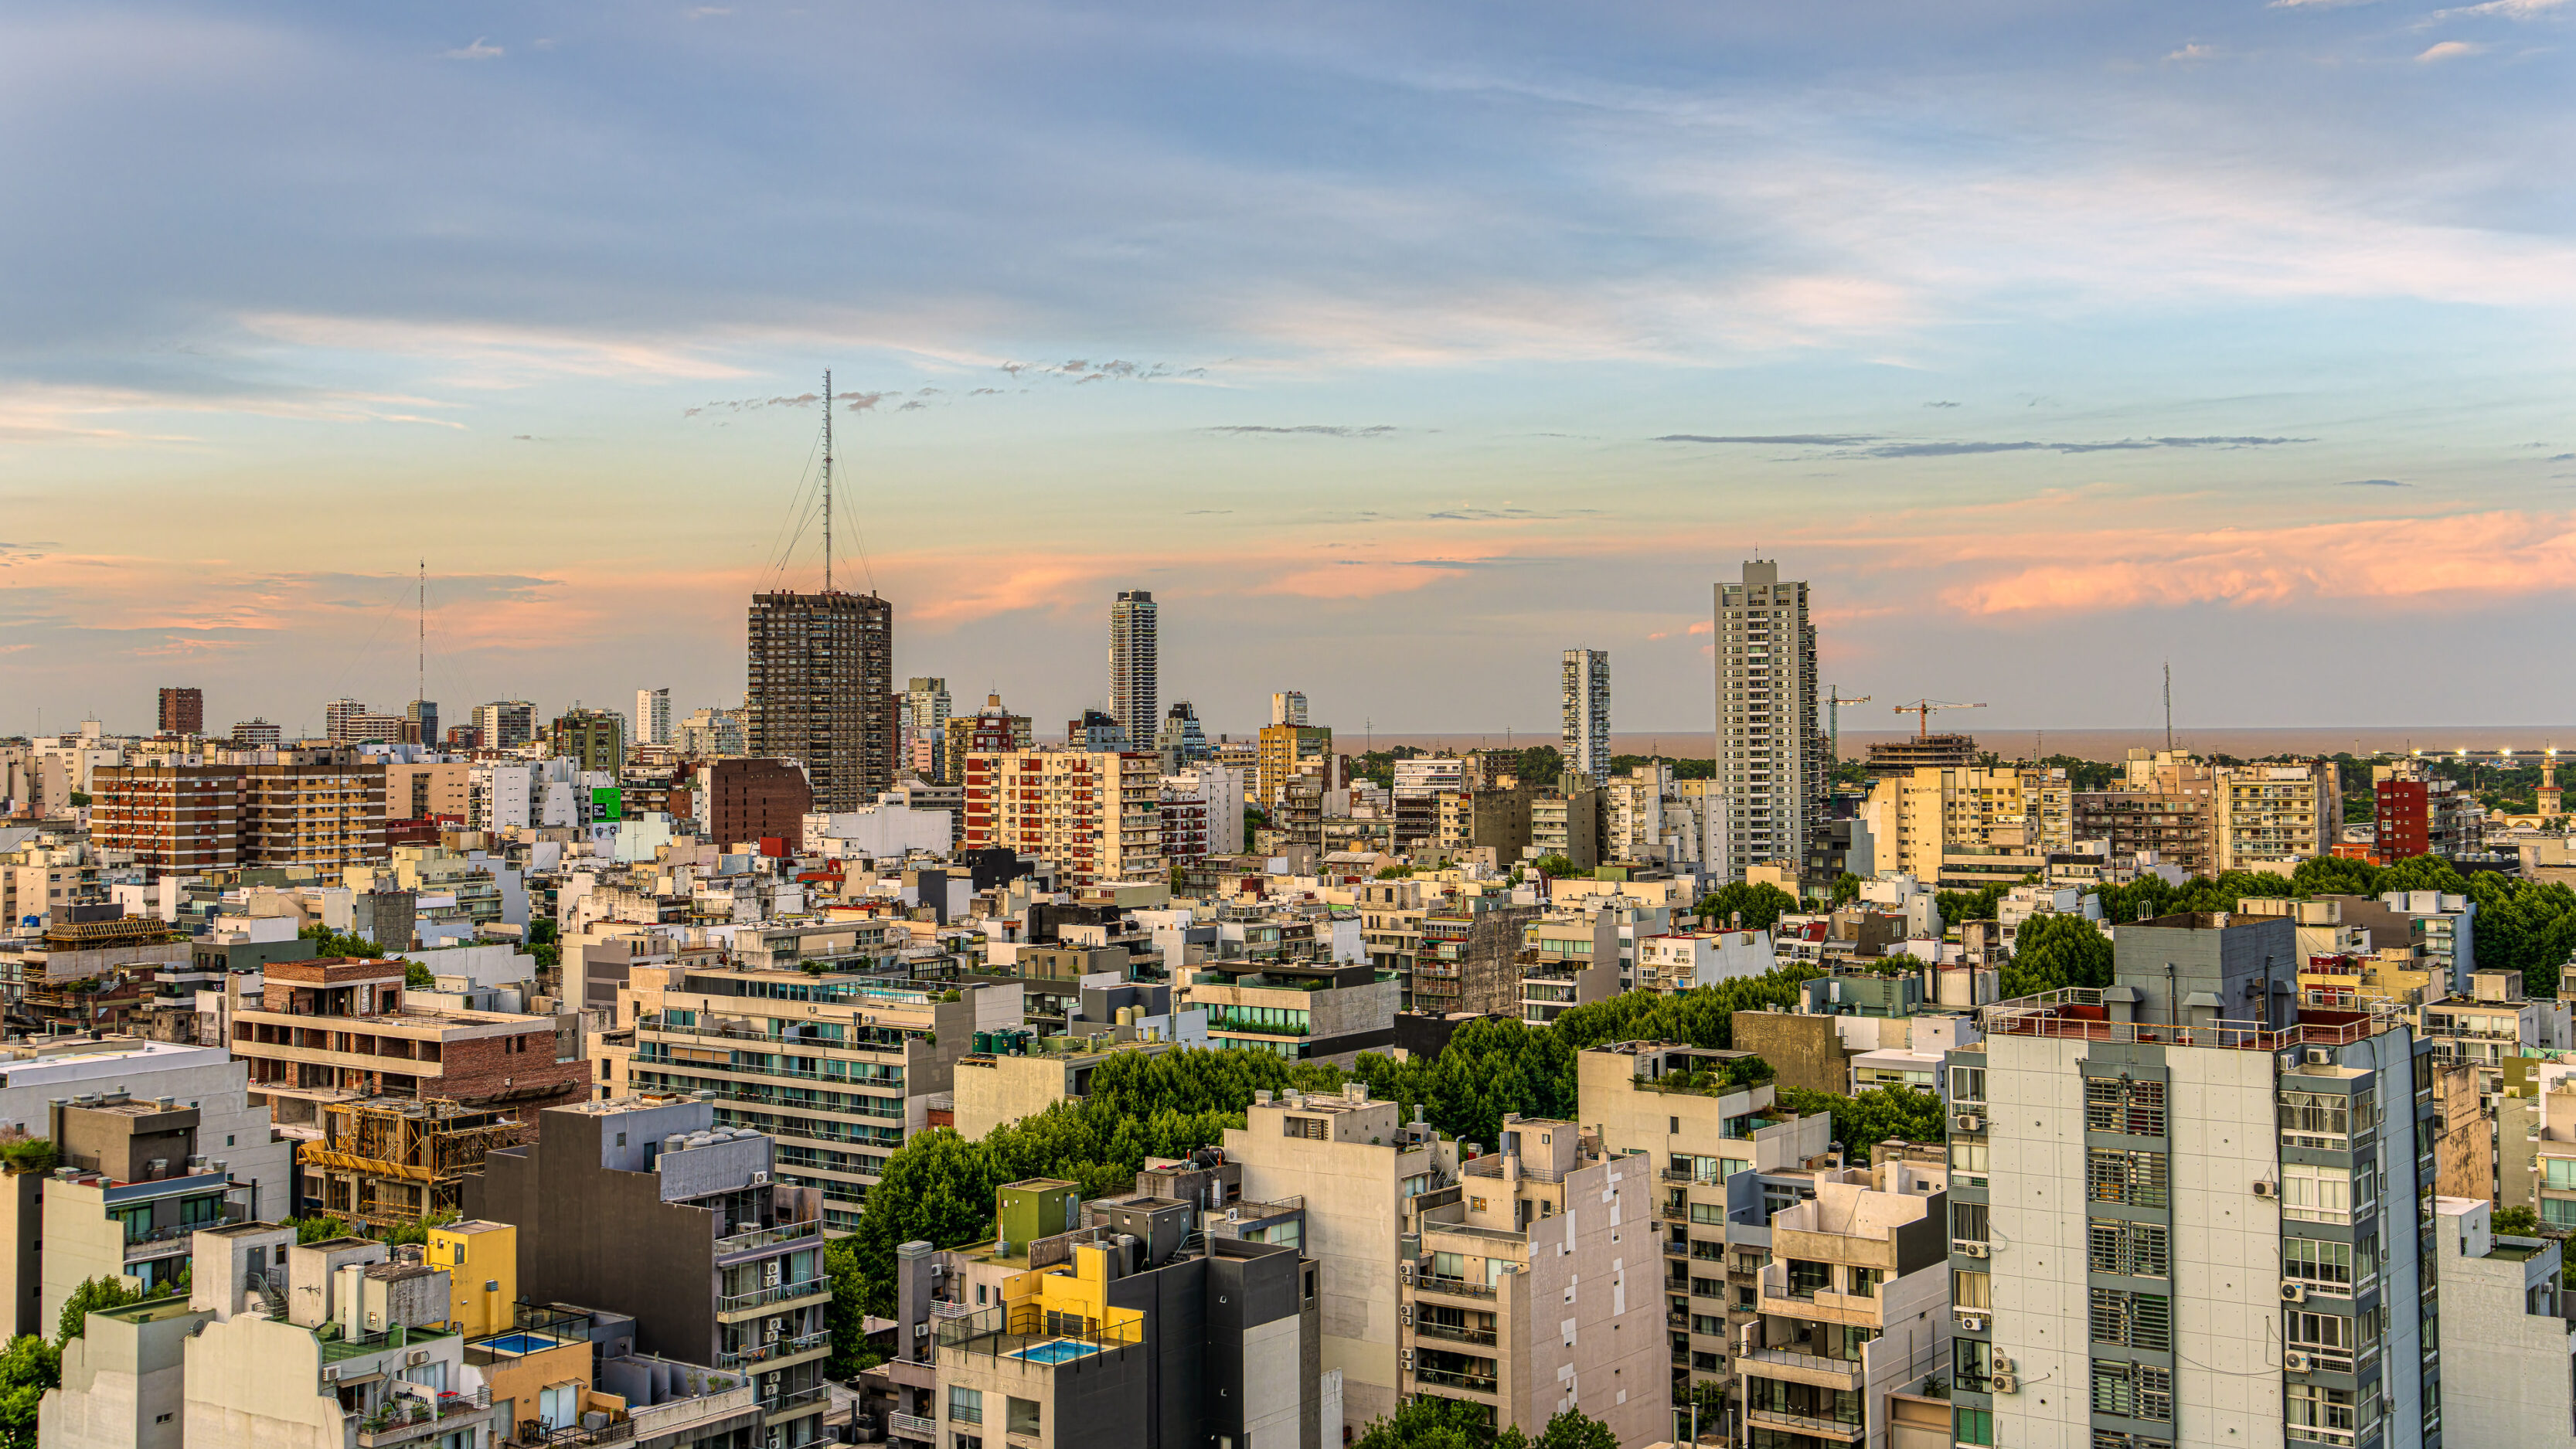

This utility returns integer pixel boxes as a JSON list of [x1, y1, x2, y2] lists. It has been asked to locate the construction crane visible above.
[[1826, 689, 1870, 774], [1891, 699, 1985, 740]]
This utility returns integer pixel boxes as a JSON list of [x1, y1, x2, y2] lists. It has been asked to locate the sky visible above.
[[4, 0, 2573, 743]]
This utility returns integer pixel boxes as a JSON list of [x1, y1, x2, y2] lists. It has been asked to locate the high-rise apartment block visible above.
[[747, 588, 895, 812], [898, 676, 952, 779], [229, 718, 280, 748], [90, 756, 387, 877], [474, 699, 538, 750], [1111, 589, 1159, 753], [2217, 759, 2342, 872], [402, 699, 438, 746], [1560, 648, 1611, 784], [1272, 691, 1308, 727], [2375, 757, 2483, 863], [679, 704, 748, 758], [1258, 722, 1332, 811], [549, 706, 625, 773], [635, 685, 672, 747], [961, 748, 1164, 885], [942, 693, 1034, 785], [1713, 561, 1822, 880], [157, 686, 203, 736], [1947, 911, 2438, 1449]]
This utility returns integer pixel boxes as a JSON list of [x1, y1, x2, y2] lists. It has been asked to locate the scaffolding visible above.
[[298, 1097, 529, 1226]]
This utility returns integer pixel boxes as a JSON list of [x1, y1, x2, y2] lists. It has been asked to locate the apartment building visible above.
[[692, 757, 815, 849], [1530, 775, 1603, 872], [1109, 589, 1159, 752], [31, 1096, 256, 1331], [1604, 760, 1674, 864], [1396, 1115, 1664, 1444], [155, 686, 204, 737], [1561, 648, 1611, 785], [950, 1035, 1178, 1141], [1518, 910, 1620, 1025], [86, 763, 241, 874], [228, 957, 586, 1135], [1633, 929, 1777, 995], [1713, 560, 1824, 881], [1414, 898, 1542, 1018], [603, 964, 1015, 1226], [1945, 911, 2437, 1449], [1357, 878, 1428, 1009], [1180, 958, 1397, 1063], [941, 693, 1034, 785], [2216, 760, 2342, 872], [1741, 1158, 1949, 1449], [469, 1094, 834, 1444], [87, 755, 387, 876], [2527, 1079, 2576, 1230], [2429, 1196, 2574, 1448], [1580, 1042, 1838, 1422], [1859, 766, 2068, 881], [747, 587, 896, 812], [961, 747, 1163, 886], [2074, 750, 2220, 878], [474, 699, 537, 750], [1436, 783, 1533, 864], [2421, 968, 2568, 1101], [2374, 757, 2483, 862], [1223, 1086, 1462, 1440], [1257, 723, 1333, 811], [897, 1176, 1320, 1449]]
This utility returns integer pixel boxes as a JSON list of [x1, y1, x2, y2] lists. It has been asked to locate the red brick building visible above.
[[682, 757, 813, 849], [230, 957, 586, 1132], [156, 686, 204, 736]]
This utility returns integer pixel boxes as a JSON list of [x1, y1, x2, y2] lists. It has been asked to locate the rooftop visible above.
[[1986, 988, 2407, 1053]]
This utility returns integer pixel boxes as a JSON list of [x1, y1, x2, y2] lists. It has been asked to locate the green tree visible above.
[[0, 1138, 57, 1175], [1376, 864, 1416, 879], [298, 923, 380, 958], [2493, 1204, 2542, 1237], [1693, 882, 1802, 933], [822, 1236, 884, 1379], [1529, 854, 1577, 879], [284, 1215, 350, 1244], [2002, 913, 2114, 998], [55, 1277, 139, 1345], [1528, 1408, 1621, 1449], [403, 958, 437, 988], [0, 1335, 60, 1449], [1777, 1084, 1949, 1158], [1830, 872, 1863, 906], [380, 1212, 458, 1247], [1351, 1394, 1496, 1449]]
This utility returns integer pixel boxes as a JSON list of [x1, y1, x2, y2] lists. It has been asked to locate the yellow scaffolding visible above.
[[298, 1097, 528, 1226]]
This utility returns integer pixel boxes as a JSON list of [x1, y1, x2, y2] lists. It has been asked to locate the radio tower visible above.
[[822, 369, 834, 592]]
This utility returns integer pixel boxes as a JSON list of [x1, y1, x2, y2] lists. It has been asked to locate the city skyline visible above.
[[8, 2, 2574, 735]]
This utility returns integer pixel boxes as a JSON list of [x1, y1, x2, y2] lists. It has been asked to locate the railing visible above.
[[1412, 1366, 1499, 1394], [720, 1280, 832, 1313], [717, 1331, 829, 1369], [1414, 1274, 1496, 1299], [716, 1219, 823, 1255], [1743, 1406, 1863, 1437], [759, 1385, 829, 1415], [1413, 1321, 1499, 1347], [888, 1411, 936, 1441], [1986, 989, 2408, 1053], [358, 1386, 493, 1446], [1742, 1345, 1864, 1379]]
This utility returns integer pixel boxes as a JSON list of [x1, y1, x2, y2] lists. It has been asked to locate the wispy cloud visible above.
[[2166, 43, 2219, 60], [1656, 434, 1874, 446], [1657, 434, 2305, 457], [2418, 40, 2486, 60], [1206, 424, 1398, 438], [2339, 478, 2408, 487], [439, 37, 503, 60]]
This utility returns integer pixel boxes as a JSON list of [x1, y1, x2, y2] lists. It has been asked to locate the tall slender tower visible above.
[[635, 688, 672, 747], [747, 372, 895, 810], [1560, 648, 1610, 784], [1109, 590, 1159, 753], [1713, 560, 1821, 881]]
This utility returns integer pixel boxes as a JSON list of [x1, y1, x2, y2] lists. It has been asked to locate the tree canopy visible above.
[[55, 1278, 140, 1346], [1352, 1396, 1619, 1449], [1999, 912, 2115, 998], [1693, 882, 1802, 933], [0, 1335, 58, 1449]]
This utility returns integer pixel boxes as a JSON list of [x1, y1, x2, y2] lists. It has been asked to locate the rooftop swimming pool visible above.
[[1009, 1339, 1103, 1366]]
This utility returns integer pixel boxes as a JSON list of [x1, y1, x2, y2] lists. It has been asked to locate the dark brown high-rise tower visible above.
[[746, 590, 894, 811], [157, 686, 204, 736]]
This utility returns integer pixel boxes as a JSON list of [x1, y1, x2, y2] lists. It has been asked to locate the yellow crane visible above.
[[1891, 699, 1985, 740]]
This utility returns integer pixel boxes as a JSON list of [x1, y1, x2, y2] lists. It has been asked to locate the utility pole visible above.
[[822, 369, 834, 592]]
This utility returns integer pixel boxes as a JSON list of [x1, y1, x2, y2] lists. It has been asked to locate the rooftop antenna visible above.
[[417, 558, 426, 721], [2163, 660, 2172, 751], [822, 369, 834, 593]]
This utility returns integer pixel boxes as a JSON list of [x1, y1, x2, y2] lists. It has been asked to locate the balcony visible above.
[[1743, 1406, 1863, 1440], [1413, 1321, 1499, 1348], [1412, 1366, 1499, 1396], [888, 1411, 935, 1442], [1741, 1345, 1865, 1389], [1414, 1274, 1497, 1301], [718, 1330, 829, 1371], [719, 1281, 832, 1317], [356, 1386, 494, 1447], [716, 1219, 824, 1256]]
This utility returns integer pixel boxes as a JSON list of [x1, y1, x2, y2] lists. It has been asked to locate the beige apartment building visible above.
[[950, 1035, 1176, 1141], [381, 760, 471, 822], [961, 748, 1164, 885], [1740, 1159, 1949, 1448], [92, 756, 386, 877], [1257, 723, 1334, 810], [1579, 1042, 1837, 1419], [2212, 759, 2340, 871], [1397, 1115, 1665, 1446], [1859, 766, 2072, 882], [1223, 1086, 1461, 1440]]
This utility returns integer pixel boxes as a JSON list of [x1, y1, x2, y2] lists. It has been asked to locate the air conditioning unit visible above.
[[764, 1260, 783, 1287], [406, 1349, 429, 1367], [2253, 1180, 2278, 1199], [1957, 1314, 1986, 1332], [1398, 1306, 1412, 1325], [748, 1171, 771, 1186], [1962, 1243, 1991, 1259], [2281, 1281, 2308, 1302], [912, 1323, 929, 1338], [2284, 1352, 2312, 1373], [1992, 1357, 2014, 1375], [2305, 1048, 2332, 1066], [1952, 1114, 1984, 1133], [1990, 1373, 2020, 1394]]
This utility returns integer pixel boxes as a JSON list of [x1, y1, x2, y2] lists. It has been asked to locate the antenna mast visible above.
[[822, 369, 834, 593], [2163, 661, 2172, 750], [417, 558, 426, 715]]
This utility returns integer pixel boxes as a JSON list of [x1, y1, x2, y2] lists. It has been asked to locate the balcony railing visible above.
[[716, 1219, 823, 1255], [1741, 1345, 1864, 1380], [1414, 1321, 1498, 1348], [1412, 1366, 1499, 1395], [1744, 1406, 1863, 1439], [720, 1280, 832, 1313], [718, 1330, 830, 1370], [1414, 1274, 1496, 1299], [887, 1410, 935, 1441]]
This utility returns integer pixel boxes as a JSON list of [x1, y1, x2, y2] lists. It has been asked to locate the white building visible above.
[[2434, 1194, 2576, 1446], [1390, 757, 1463, 799], [1713, 560, 1820, 880], [1633, 928, 1777, 993], [1165, 766, 1244, 862], [1560, 648, 1610, 785], [1109, 591, 1159, 754], [800, 804, 952, 862], [466, 761, 534, 833], [632, 686, 671, 747]]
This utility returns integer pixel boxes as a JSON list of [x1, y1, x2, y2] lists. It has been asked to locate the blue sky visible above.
[[3, 0, 2571, 740]]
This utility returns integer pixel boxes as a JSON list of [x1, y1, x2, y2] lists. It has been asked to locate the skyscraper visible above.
[[1110, 589, 1159, 751], [747, 588, 895, 811], [633, 687, 671, 747], [156, 686, 203, 736], [1713, 560, 1822, 879], [1560, 648, 1609, 784], [473, 700, 537, 750], [1271, 690, 1308, 726], [404, 699, 438, 747]]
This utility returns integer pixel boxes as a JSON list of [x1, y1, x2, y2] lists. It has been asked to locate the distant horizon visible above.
[[1343, 726, 2576, 761]]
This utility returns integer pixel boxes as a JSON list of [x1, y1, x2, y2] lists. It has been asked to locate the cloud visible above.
[[2270, 0, 2379, 7], [687, 6, 733, 17], [1686, 621, 1713, 635], [1206, 424, 1398, 437], [1940, 509, 2576, 615], [2417, 40, 2486, 60], [439, 38, 503, 60], [1002, 359, 1205, 384], [2431, 0, 2567, 15], [1924, 401, 1959, 409], [2166, 43, 2218, 60], [1656, 434, 1877, 446], [2338, 478, 2408, 487]]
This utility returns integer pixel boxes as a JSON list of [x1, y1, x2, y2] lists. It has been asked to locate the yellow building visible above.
[[1257, 724, 1332, 810], [427, 1219, 516, 1335], [1860, 766, 2068, 879]]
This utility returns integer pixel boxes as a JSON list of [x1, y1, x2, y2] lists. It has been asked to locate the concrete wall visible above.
[[1731, 1012, 1854, 1097], [181, 1315, 344, 1449], [952, 1054, 1077, 1142], [37, 1301, 208, 1449]]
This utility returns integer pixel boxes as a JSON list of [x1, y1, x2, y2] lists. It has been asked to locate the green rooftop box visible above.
[[997, 1179, 1082, 1250]]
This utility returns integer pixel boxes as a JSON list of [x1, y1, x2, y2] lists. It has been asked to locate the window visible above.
[[2088, 1220, 2169, 1279], [1284, 1115, 1325, 1140], [2091, 1360, 2173, 1421], [1787, 1260, 1832, 1299], [2085, 1077, 2167, 1137], [1845, 1267, 1881, 1298], [947, 1386, 982, 1426], [1951, 1066, 1987, 1104], [2280, 1165, 2353, 1224], [1006, 1398, 1040, 1436], [2544, 1156, 2576, 1192], [1952, 1202, 1989, 1245], [1954, 1408, 1993, 1446], [2282, 1237, 2362, 1292], [2285, 1308, 2370, 1372], [2278, 1090, 2351, 1146], [1691, 1313, 1725, 1335], [2089, 1289, 2173, 1351], [1953, 1269, 1992, 1310], [2086, 1149, 2169, 1209], [2286, 1383, 2374, 1445], [2544, 1196, 2576, 1229], [1950, 1138, 1989, 1185], [1954, 1338, 1991, 1392]]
